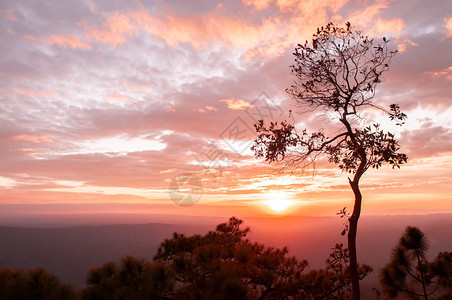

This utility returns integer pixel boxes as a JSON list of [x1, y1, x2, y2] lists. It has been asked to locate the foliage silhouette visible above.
[[252, 22, 407, 299], [81, 257, 173, 300], [380, 226, 452, 299], [153, 217, 371, 299], [82, 217, 371, 299], [0, 265, 76, 299]]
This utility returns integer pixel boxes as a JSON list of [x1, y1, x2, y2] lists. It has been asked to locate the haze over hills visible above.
[[0, 213, 451, 298]]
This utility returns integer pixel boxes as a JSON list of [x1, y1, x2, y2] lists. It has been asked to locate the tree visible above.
[[0, 265, 76, 299], [81, 256, 174, 300], [380, 226, 452, 299], [252, 22, 407, 299], [153, 216, 305, 299], [153, 216, 371, 299]]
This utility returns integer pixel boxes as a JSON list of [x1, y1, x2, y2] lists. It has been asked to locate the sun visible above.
[[262, 190, 296, 213]]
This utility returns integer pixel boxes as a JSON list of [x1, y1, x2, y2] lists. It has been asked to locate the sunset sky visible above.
[[1, 0, 451, 221]]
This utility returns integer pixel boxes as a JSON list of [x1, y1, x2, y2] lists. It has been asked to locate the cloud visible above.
[[445, 17, 452, 38], [219, 98, 253, 110], [341, 1, 406, 37], [401, 120, 452, 158], [395, 37, 418, 53], [243, 0, 273, 10], [12, 135, 53, 143], [85, 11, 134, 46], [103, 93, 137, 103], [45, 34, 92, 49], [25, 33, 91, 50], [4, 9, 18, 21], [426, 66, 452, 81], [131, 10, 285, 52]]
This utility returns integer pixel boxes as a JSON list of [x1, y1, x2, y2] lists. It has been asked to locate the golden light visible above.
[[262, 190, 296, 213]]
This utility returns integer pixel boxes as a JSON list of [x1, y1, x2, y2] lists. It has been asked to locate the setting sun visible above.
[[262, 191, 296, 212]]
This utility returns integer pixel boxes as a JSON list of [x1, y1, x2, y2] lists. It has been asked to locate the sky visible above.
[[0, 0, 451, 221]]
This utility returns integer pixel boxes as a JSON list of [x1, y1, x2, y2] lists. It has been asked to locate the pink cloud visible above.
[[45, 34, 92, 49], [219, 98, 253, 110], [426, 66, 452, 81], [276, 0, 347, 14], [242, 0, 273, 10], [373, 18, 405, 36], [205, 106, 218, 111], [9, 88, 57, 97], [120, 81, 149, 92], [4, 9, 18, 21], [445, 17, 452, 38], [131, 10, 284, 51], [25, 34, 91, 50], [12, 135, 53, 144], [86, 12, 134, 46], [17, 148, 36, 152], [395, 37, 418, 53], [103, 93, 137, 103], [342, 1, 406, 37]]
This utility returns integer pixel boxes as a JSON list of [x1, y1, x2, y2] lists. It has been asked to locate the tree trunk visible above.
[[348, 178, 362, 300], [415, 251, 428, 300]]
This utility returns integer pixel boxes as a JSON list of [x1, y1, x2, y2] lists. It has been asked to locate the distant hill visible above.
[[0, 214, 451, 298], [0, 223, 210, 286]]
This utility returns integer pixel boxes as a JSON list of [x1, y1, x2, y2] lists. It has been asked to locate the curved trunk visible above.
[[348, 178, 362, 300]]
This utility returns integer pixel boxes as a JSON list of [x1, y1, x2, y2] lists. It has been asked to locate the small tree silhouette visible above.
[[380, 226, 452, 299], [0, 266, 76, 299], [252, 22, 407, 299]]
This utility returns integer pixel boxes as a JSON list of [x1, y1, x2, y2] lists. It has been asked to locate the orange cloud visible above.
[[12, 135, 53, 143], [445, 17, 452, 38], [4, 9, 18, 21], [243, 0, 273, 10], [276, 0, 347, 14], [45, 34, 92, 49], [131, 10, 284, 51], [194, 105, 219, 113], [426, 66, 452, 81], [396, 37, 418, 53], [344, 1, 406, 37], [9, 88, 57, 97], [373, 18, 405, 36], [18, 148, 36, 152], [86, 12, 134, 46], [120, 81, 149, 92], [219, 98, 252, 110], [25, 33, 91, 50], [103, 93, 137, 103]]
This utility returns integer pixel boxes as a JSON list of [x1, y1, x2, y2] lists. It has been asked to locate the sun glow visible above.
[[262, 190, 296, 213]]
